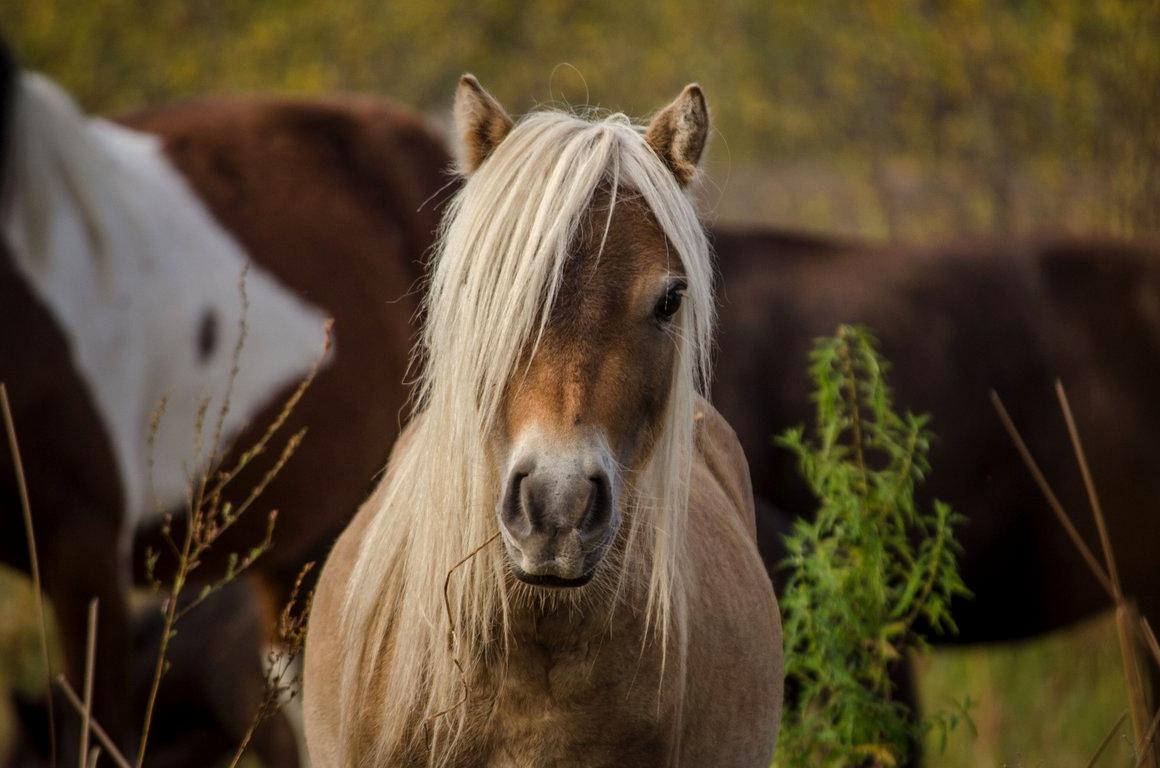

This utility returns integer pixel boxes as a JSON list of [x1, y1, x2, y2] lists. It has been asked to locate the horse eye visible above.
[[654, 282, 686, 322]]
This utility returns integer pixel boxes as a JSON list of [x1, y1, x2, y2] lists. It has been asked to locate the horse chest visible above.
[[473, 635, 670, 767]]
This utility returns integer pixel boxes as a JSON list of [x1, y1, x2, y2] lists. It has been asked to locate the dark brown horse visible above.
[[711, 226, 1160, 753], [0, 48, 452, 764], [713, 227, 1160, 641]]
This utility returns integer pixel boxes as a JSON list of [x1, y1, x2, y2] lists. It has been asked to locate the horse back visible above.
[[713, 228, 1160, 643]]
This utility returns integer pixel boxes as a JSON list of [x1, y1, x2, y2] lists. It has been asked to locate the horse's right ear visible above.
[[453, 74, 514, 176], [645, 84, 709, 187]]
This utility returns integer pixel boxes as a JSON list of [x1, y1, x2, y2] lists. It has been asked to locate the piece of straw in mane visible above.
[[338, 103, 714, 766]]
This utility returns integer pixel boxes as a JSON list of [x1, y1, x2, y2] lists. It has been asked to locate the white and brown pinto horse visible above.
[[304, 77, 783, 767], [0, 46, 452, 765]]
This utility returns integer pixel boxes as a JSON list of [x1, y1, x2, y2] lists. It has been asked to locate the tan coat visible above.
[[304, 398, 782, 767]]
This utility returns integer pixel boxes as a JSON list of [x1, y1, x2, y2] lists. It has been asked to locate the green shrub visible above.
[[774, 325, 971, 767]]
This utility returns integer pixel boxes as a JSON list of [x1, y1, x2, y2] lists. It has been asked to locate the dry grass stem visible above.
[[989, 390, 1115, 598], [1141, 617, 1160, 671], [204, 318, 333, 507], [1137, 708, 1160, 768], [1086, 711, 1128, 768], [79, 599, 98, 768], [1055, 381, 1155, 767], [55, 676, 131, 768], [1, 381, 58, 768], [423, 530, 502, 743], [1116, 601, 1155, 762], [210, 262, 250, 468], [137, 305, 331, 767], [226, 562, 316, 768], [1055, 381, 1122, 596], [995, 384, 1158, 768]]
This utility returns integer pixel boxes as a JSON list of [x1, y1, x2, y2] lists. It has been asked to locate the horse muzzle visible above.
[[498, 448, 618, 587]]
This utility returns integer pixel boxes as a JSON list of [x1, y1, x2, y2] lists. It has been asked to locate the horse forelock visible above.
[[340, 108, 713, 765]]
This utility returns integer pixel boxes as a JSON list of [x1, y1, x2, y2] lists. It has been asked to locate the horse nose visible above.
[[501, 466, 611, 543]]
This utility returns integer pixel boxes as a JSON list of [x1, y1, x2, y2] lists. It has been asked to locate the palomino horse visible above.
[[711, 227, 1160, 752], [304, 77, 783, 766], [0, 45, 452, 764]]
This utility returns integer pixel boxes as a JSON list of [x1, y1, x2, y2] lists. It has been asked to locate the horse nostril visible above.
[[502, 471, 531, 535], [580, 473, 612, 535]]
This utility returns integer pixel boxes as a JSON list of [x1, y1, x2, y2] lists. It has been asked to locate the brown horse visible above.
[[0, 47, 452, 765], [712, 228, 1160, 641], [711, 227, 1160, 751], [304, 78, 782, 767]]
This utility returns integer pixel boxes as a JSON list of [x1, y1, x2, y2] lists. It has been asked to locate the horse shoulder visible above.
[[682, 397, 783, 766]]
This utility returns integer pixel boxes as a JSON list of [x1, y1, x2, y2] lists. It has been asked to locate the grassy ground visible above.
[[0, 566, 268, 767], [0, 564, 1141, 766], [0, 566, 55, 761], [917, 610, 1136, 767]]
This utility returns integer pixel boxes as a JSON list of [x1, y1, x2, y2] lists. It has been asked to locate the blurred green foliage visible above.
[[2, 0, 1159, 239]]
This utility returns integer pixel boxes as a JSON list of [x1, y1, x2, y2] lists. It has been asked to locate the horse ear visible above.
[[454, 74, 514, 175], [645, 84, 709, 187]]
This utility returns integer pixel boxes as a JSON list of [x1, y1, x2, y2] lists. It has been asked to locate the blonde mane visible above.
[[339, 107, 715, 766]]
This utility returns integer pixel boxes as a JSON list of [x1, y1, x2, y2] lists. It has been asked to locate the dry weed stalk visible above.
[[1141, 617, 1160, 672], [54, 677, 130, 768], [1140, 711, 1160, 768], [1, 381, 57, 767], [422, 530, 502, 745], [6, 266, 332, 768], [1056, 382, 1155, 764], [8, 392, 124, 768], [79, 599, 97, 768], [226, 562, 316, 768], [1086, 712, 1128, 768], [136, 310, 332, 766], [992, 381, 1160, 768]]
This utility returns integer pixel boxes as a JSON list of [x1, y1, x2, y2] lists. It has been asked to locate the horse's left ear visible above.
[[454, 74, 514, 176], [645, 84, 709, 187]]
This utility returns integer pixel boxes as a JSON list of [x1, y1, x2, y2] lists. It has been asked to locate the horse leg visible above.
[[40, 510, 133, 764]]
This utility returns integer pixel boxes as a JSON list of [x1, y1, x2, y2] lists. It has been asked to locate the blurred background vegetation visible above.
[[1, 0, 1158, 765], [4, 0, 1160, 241]]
